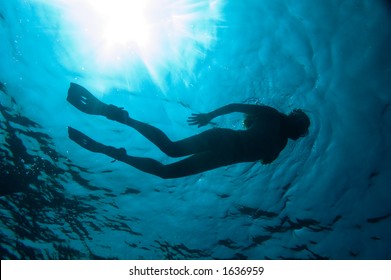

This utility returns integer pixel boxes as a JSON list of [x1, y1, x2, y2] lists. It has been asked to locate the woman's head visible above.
[[285, 109, 310, 140]]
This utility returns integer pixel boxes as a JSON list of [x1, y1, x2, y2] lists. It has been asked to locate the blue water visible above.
[[1, 0, 391, 259]]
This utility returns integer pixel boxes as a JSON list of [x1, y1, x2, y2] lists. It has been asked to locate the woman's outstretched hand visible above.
[[187, 113, 212, 127]]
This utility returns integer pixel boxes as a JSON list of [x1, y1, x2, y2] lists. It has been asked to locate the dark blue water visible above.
[[1, 0, 391, 259]]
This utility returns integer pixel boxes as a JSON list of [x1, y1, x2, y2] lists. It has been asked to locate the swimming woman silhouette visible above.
[[67, 83, 310, 178]]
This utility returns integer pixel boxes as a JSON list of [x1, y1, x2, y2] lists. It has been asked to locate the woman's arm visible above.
[[187, 103, 268, 127], [209, 103, 266, 118]]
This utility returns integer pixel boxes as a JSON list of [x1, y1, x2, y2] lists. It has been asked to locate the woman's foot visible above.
[[105, 105, 129, 122]]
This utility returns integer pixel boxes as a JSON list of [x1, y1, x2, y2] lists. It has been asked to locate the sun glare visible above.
[[41, 0, 224, 92], [92, 0, 150, 48]]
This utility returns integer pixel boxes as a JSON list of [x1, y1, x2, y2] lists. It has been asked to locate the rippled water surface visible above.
[[1, 0, 391, 259]]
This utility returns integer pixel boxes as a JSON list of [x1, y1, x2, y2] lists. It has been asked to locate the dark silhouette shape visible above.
[[67, 83, 310, 178]]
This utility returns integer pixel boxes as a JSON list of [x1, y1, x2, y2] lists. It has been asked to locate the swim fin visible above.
[[68, 127, 127, 158], [67, 83, 107, 116], [67, 83, 129, 123], [68, 127, 105, 153]]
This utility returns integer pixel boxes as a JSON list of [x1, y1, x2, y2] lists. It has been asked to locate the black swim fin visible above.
[[67, 83, 107, 116], [68, 127, 127, 158], [68, 127, 105, 153], [67, 83, 129, 123]]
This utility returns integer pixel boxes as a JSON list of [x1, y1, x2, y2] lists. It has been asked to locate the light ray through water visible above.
[[33, 0, 224, 93]]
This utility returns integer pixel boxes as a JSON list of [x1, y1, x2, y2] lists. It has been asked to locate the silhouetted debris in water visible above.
[[0, 232, 18, 259], [84, 221, 102, 232], [0, 84, 116, 259], [67, 171, 101, 192], [15, 241, 45, 259], [367, 213, 391, 224], [265, 216, 331, 234], [154, 240, 210, 260], [332, 215, 342, 224], [140, 246, 150, 251], [0, 123, 41, 195], [232, 252, 248, 260], [90, 253, 118, 260], [283, 244, 329, 260], [242, 235, 273, 251], [122, 188, 141, 195], [293, 218, 331, 232], [125, 241, 139, 248], [289, 244, 307, 252], [252, 235, 272, 245], [218, 239, 240, 249], [1, 98, 68, 195], [1, 104, 40, 129], [103, 215, 142, 236], [236, 205, 278, 219], [52, 243, 85, 259], [0, 246, 18, 259], [306, 248, 329, 260]]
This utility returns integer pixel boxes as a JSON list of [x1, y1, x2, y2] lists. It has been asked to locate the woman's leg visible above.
[[67, 83, 225, 158], [108, 107, 235, 158], [116, 151, 235, 179], [68, 127, 236, 179], [129, 119, 236, 157], [126, 117, 186, 157]]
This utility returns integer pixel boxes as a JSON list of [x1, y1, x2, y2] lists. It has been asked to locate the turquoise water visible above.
[[1, 0, 391, 259]]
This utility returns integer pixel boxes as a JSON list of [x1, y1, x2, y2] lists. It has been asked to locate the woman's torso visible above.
[[235, 108, 287, 163]]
